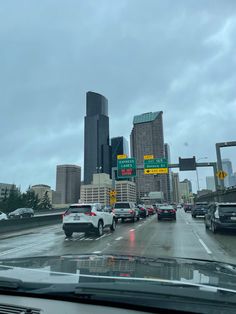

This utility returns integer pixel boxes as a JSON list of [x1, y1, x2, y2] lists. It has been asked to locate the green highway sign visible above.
[[117, 158, 136, 178], [144, 158, 168, 175]]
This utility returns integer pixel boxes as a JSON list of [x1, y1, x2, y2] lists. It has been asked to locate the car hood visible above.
[[0, 255, 235, 290]]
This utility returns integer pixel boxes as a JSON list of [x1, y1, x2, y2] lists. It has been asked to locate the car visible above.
[[147, 205, 155, 215], [177, 204, 182, 210], [8, 208, 34, 219], [62, 203, 116, 237], [113, 202, 140, 223], [184, 204, 193, 212], [157, 205, 176, 221], [191, 202, 208, 218], [0, 211, 8, 221], [205, 202, 236, 233], [137, 204, 148, 218]]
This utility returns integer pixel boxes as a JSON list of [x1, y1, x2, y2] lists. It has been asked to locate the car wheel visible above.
[[205, 222, 209, 229], [211, 221, 217, 233], [136, 215, 140, 221], [121, 218, 125, 223], [192, 214, 196, 218], [65, 231, 73, 237], [132, 216, 135, 223], [157, 216, 161, 221], [173, 216, 176, 221], [97, 221, 103, 236], [110, 219, 116, 231]]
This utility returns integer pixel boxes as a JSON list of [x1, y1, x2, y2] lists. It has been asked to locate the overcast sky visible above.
[[0, 0, 236, 192]]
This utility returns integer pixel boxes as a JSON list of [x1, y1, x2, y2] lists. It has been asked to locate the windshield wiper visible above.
[[0, 276, 52, 292]]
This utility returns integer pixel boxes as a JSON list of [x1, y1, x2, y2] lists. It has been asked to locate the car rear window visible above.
[[159, 206, 173, 210], [114, 203, 130, 209], [68, 205, 92, 214], [219, 206, 236, 214]]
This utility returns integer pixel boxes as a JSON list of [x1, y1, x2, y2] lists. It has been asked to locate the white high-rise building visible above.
[[206, 176, 216, 192]]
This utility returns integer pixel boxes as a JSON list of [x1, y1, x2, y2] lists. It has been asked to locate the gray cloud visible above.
[[0, 0, 236, 191]]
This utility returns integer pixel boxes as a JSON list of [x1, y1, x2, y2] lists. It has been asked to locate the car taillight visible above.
[[85, 212, 97, 216], [129, 210, 134, 214], [62, 211, 70, 218], [158, 210, 163, 213], [170, 210, 176, 213]]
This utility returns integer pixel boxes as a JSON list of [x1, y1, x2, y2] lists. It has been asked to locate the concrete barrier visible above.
[[0, 214, 63, 234]]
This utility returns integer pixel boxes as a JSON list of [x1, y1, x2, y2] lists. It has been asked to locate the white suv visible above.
[[62, 203, 116, 237]]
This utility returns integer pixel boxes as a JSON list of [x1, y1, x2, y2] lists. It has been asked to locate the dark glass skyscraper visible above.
[[111, 136, 129, 168], [84, 91, 111, 184]]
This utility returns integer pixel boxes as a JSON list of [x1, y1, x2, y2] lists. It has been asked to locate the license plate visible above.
[[231, 217, 236, 221], [74, 216, 80, 221]]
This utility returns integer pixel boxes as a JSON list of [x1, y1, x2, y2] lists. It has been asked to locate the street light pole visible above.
[[196, 157, 208, 192], [96, 166, 102, 203]]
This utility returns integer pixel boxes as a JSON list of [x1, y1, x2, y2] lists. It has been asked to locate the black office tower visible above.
[[84, 91, 111, 184], [111, 137, 129, 168]]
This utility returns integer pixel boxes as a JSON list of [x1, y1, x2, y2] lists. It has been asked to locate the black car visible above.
[[205, 202, 236, 233], [157, 205, 176, 221], [191, 202, 208, 218], [8, 208, 34, 219], [184, 204, 193, 212]]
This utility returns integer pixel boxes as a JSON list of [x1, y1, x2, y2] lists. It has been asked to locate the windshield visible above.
[[68, 205, 92, 214], [114, 203, 130, 208], [0, 0, 236, 311]]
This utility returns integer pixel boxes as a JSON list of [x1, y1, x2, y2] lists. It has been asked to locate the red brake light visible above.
[[85, 212, 97, 216], [170, 210, 176, 213], [62, 211, 70, 218], [129, 210, 134, 214]]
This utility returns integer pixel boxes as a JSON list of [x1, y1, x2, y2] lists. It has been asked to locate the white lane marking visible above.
[[115, 236, 123, 241], [92, 251, 102, 254], [129, 229, 135, 232], [137, 224, 142, 228], [198, 238, 212, 254], [0, 236, 62, 257]]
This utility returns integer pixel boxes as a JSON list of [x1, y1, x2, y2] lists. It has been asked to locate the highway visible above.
[[0, 209, 235, 265]]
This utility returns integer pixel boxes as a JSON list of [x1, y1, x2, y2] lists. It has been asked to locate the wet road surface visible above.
[[0, 210, 235, 264]]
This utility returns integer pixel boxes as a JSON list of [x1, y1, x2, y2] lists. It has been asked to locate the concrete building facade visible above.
[[31, 184, 52, 202], [171, 173, 180, 203], [115, 180, 136, 202], [56, 165, 81, 204], [0, 183, 17, 201], [130, 112, 168, 201]]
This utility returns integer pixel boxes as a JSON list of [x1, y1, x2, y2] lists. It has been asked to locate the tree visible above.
[[23, 187, 40, 210], [2, 186, 21, 213], [39, 191, 52, 210]]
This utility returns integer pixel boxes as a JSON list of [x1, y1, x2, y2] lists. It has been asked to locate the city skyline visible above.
[[0, 2, 235, 192]]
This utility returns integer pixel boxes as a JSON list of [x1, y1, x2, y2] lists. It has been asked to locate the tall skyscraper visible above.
[[164, 143, 172, 202], [171, 172, 180, 203], [56, 165, 81, 204], [84, 91, 111, 184], [206, 176, 216, 191], [222, 159, 233, 187], [111, 136, 129, 168], [130, 111, 168, 200]]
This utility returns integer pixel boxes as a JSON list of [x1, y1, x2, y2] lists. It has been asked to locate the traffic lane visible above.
[[181, 210, 236, 264], [103, 211, 214, 261], [0, 216, 151, 259]]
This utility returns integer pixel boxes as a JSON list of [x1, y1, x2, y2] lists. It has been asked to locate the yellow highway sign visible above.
[[216, 170, 227, 180], [110, 190, 117, 197], [144, 168, 168, 174], [117, 154, 127, 159], [144, 155, 154, 160]]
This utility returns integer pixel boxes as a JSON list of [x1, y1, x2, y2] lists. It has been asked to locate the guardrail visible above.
[[0, 213, 63, 234]]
